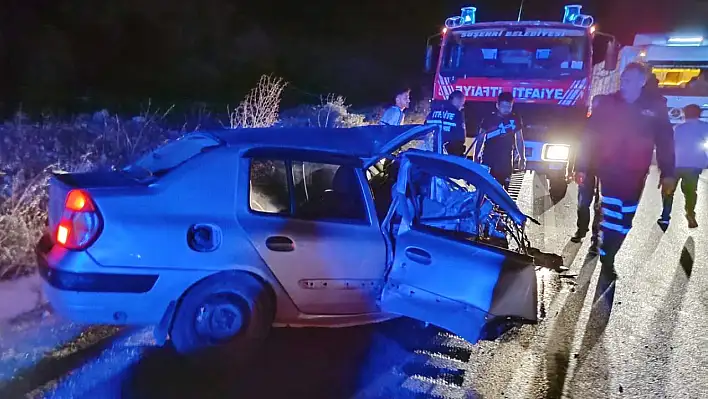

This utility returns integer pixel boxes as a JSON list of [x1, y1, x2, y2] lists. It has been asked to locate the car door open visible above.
[[379, 150, 538, 344]]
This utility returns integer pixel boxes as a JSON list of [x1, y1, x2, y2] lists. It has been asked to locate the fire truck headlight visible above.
[[542, 144, 570, 161]]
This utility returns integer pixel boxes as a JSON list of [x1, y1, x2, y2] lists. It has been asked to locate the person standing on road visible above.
[[571, 75, 666, 248], [379, 87, 411, 126], [575, 62, 676, 279], [570, 93, 603, 248], [570, 167, 601, 249], [657, 104, 708, 228], [425, 90, 467, 156], [474, 92, 526, 190]]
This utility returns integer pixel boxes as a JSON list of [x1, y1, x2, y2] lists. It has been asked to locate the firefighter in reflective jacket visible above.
[[474, 91, 526, 190], [575, 62, 676, 279], [425, 90, 467, 156]]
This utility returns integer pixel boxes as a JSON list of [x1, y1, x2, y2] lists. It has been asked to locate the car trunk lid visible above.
[[47, 171, 144, 234]]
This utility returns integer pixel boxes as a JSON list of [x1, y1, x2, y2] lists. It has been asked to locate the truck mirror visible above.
[[604, 40, 618, 71], [425, 45, 434, 73]]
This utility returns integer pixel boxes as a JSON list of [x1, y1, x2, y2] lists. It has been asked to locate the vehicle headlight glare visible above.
[[543, 144, 570, 161]]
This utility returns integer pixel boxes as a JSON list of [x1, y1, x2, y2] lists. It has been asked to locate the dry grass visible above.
[[313, 94, 367, 128], [0, 114, 172, 279], [0, 74, 287, 280], [404, 99, 431, 125], [228, 75, 288, 128], [278, 94, 369, 128]]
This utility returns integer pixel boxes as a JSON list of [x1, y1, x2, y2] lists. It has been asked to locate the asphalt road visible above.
[[0, 168, 706, 399]]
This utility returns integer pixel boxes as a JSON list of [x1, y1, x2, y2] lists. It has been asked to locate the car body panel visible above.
[[85, 149, 255, 271], [39, 126, 441, 329], [236, 153, 387, 315], [38, 237, 213, 325], [379, 151, 537, 344], [38, 124, 541, 336]]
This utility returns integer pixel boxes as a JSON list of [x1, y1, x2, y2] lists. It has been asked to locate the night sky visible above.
[[0, 0, 705, 115]]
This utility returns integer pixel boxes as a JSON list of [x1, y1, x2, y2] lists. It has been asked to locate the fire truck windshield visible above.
[[439, 28, 590, 80]]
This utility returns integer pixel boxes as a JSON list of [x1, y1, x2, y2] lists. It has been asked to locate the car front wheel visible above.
[[169, 271, 275, 368]]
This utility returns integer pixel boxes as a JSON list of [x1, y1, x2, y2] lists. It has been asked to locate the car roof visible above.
[[204, 125, 430, 159]]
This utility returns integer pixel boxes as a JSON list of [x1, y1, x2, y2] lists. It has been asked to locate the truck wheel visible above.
[[169, 271, 274, 369], [548, 177, 568, 203]]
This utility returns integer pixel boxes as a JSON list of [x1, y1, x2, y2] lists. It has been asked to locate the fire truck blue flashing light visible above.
[[461, 7, 477, 24], [445, 6, 477, 28], [563, 5, 582, 24]]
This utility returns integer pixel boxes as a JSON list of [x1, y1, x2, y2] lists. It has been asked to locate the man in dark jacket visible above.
[[571, 73, 666, 247], [474, 92, 526, 189], [425, 90, 467, 156], [575, 62, 676, 278]]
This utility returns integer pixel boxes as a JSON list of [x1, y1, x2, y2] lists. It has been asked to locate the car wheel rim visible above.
[[195, 294, 246, 342]]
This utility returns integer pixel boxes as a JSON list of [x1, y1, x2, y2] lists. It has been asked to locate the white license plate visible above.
[[548, 163, 564, 170]]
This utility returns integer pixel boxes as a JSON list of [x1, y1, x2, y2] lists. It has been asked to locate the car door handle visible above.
[[404, 247, 431, 265], [266, 236, 295, 252]]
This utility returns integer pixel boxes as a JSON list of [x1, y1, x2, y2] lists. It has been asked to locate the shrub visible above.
[[0, 114, 175, 278], [228, 75, 288, 128], [279, 94, 367, 128], [313, 94, 367, 128], [0, 74, 291, 279], [404, 98, 431, 125]]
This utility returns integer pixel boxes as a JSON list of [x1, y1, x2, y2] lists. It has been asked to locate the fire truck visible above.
[[424, 5, 618, 201], [592, 33, 708, 123]]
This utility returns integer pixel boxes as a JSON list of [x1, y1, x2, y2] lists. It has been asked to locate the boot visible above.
[[571, 229, 586, 243], [686, 213, 698, 229], [588, 235, 600, 255], [599, 261, 618, 281]]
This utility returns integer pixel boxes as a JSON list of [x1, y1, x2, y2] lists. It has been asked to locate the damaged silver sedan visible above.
[[37, 124, 540, 364]]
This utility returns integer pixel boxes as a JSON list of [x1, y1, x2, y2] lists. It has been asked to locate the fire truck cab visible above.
[[425, 5, 618, 201]]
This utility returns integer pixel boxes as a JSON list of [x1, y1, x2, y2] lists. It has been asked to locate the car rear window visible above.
[[123, 134, 222, 179]]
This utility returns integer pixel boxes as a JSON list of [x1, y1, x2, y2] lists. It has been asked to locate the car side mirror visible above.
[[425, 45, 434, 73], [604, 40, 619, 71]]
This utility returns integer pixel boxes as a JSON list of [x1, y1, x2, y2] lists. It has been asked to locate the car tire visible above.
[[548, 177, 568, 203], [169, 271, 275, 369]]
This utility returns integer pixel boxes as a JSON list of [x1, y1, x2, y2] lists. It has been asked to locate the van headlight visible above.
[[542, 144, 570, 161]]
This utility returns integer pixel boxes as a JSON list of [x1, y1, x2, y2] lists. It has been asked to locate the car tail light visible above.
[[55, 189, 103, 250]]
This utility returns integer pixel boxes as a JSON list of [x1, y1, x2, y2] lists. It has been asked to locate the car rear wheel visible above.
[[169, 271, 274, 368]]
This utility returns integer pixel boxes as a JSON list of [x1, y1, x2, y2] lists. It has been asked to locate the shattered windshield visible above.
[[123, 134, 222, 179], [440, 27, 590, 79]]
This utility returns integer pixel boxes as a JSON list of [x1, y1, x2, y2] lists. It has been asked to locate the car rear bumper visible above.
[[36, 233, 206, 325]]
